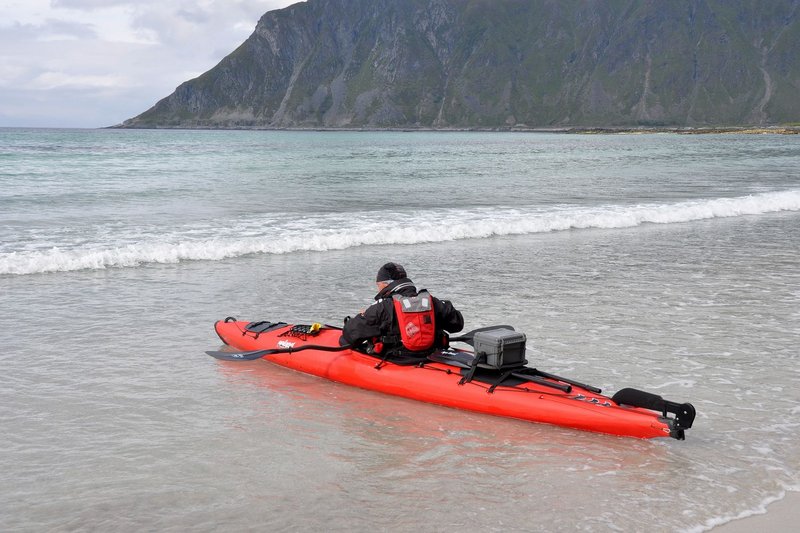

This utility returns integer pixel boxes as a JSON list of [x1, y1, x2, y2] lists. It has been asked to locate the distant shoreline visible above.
[[108, 124, 800, 134], [563, 126, 800, 135]]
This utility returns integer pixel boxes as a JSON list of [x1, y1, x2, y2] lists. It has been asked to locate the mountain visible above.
[[120, 0, 800, 129]]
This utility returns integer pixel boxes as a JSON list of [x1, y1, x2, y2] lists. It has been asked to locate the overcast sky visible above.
[[0, 0, 299, 128]]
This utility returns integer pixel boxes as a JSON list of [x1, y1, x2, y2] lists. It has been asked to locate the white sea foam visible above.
[[3, 189, 799, 275], [683, 490, 789, 533]]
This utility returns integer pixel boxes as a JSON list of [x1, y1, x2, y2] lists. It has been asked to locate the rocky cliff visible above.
[[121, 0, 800, 129]]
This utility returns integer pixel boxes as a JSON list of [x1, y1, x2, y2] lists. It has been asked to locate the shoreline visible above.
[[709, 490, 800, 532], [107, 124, 800, 135]]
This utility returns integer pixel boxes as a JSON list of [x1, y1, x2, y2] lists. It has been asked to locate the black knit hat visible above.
[[376, 262, 407, 282]]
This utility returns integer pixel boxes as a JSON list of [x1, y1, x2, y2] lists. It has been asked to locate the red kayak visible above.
[[209, 319, 695, 440]]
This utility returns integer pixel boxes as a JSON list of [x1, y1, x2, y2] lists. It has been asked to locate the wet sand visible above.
[[712, 491, 800, 532]]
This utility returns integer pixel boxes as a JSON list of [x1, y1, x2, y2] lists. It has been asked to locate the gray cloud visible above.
[[0, 0, 298, 127], [176, 7, 210, 25], [41, 18, 98, 39], [50, 0, 139, 9], [2, 18, 98, 41]]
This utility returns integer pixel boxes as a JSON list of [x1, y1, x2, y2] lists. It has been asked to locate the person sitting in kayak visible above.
[[340, 262, 464, 357]]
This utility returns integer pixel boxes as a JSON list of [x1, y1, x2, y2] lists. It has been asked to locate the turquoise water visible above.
[[1, 128, 799, 531]]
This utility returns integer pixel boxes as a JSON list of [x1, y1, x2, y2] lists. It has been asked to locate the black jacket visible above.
[[340, 278, 464, 352]]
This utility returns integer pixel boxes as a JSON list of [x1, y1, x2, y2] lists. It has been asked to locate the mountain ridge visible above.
[[120, 0, 800, 129]]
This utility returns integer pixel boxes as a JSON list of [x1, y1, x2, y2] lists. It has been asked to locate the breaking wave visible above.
[[3, 190, 799, 275]]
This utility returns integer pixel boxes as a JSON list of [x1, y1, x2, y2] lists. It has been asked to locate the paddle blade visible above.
[[205, 349, 272, 361], [449, 325, 515, 345]]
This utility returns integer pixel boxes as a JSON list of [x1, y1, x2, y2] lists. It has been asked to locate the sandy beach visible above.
[[711, 490, 800, 532]]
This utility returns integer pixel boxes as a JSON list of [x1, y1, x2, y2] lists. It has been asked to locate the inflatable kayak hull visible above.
[[212, 320, 694, 440]]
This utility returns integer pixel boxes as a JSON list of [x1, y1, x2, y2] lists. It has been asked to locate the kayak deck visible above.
[[212, 319, 695, 440]]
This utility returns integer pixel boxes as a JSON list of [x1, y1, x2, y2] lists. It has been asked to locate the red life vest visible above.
[[392, 291, 436, 352]]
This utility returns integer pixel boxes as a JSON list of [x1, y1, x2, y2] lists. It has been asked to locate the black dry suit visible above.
[[340, 278, 464, 356]]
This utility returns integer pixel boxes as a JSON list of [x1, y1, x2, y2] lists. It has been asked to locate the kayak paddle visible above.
[[206, 343, 352, 361]]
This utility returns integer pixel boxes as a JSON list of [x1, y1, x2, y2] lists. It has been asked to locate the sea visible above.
[[1, 128, 798, 532]]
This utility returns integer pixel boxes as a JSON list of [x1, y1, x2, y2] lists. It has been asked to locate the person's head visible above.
[[376, 262, 407, 291]]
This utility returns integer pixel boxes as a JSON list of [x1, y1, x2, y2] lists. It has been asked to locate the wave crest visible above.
[[3, 190, 799, 275]]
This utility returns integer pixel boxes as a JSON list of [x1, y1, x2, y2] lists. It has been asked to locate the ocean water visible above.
[[1, 128, 798, 532]]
